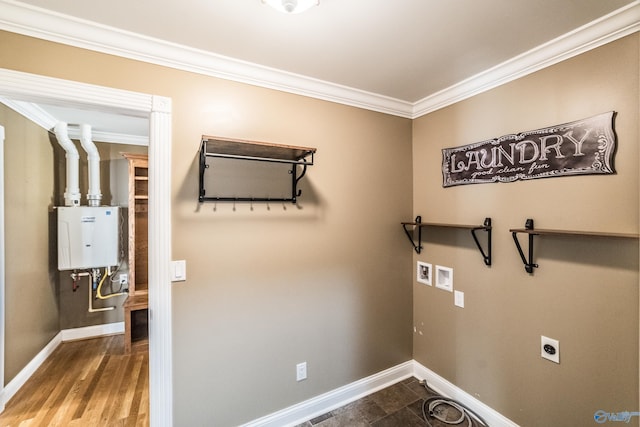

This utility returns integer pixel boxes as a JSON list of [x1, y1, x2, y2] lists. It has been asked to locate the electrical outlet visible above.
[[119, 273, 128, 286], [541, 336, 560, 363], [296, 362, 307, 381]]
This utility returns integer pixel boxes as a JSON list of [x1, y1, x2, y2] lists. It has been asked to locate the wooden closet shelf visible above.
[[201, 135, 316, 163], [509, 227, 638, 239], [401, 221, 490, 231], [511, 218, 638, 274]]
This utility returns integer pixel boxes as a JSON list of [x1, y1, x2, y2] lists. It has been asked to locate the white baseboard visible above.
[[1, 339, 518, 427], [412, 361, 519, 427], [243, 360, 518, 427], [241, 361, 415, 427], [0, 322, 125, 411], [60, 322, 124, 342], [1, 331, 62, 408]]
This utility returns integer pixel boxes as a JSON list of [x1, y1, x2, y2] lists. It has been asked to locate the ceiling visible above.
[[1, 0, 639, 124]]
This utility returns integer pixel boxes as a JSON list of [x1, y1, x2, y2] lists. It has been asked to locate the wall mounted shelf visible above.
[[401, 216, 492, 266], [199, 135, 316, 204], [510, 218, 639, 273]]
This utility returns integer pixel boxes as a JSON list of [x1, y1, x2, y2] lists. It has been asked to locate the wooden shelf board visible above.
[[123, 293, 148, 311], [401, 221, 489, 230], [510, 228, 639, 239], [202, 135, 316, 162]]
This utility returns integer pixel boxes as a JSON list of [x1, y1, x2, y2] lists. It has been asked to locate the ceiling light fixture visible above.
[[262, 0, 319, 14]]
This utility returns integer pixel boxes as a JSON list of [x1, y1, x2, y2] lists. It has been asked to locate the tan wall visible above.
[[1, 103, 59, 384], [0, 31, 414, 425], [412, 34, 639, 426], [5, 27, 634, 427]]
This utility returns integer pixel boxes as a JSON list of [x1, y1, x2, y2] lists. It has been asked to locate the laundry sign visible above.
[[441, 111, 616, 187]]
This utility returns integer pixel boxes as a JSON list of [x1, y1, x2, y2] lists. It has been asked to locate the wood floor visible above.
[[0, 335, 148, 427]]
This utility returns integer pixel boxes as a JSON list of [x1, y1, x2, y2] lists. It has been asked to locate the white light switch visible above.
[[454, 290, 464, 308], [171, 260, 186, 282]]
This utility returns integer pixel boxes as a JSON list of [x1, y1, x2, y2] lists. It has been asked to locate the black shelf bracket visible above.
[[401, 216, 492, 265], [402, 216, 424, 254], [512, 218, 539, 274], [289, 160, 309, 203], [471, 217, 492, 266]]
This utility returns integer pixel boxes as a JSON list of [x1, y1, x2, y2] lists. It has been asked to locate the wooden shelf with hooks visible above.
[[198, 135, 316, 204]]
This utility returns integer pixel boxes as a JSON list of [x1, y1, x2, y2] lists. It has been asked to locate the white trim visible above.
[[60, 322, 125, 342], [0, 0, 637, 119], [0, 68, 152, 114], [1, 332, 62, 408], [413, 1, 640, 118], [148, 94, 173, 427], [0, 97, 149, 145], [0, 124, 4, 413], [0, 97, 54, 130], [241, 361, 414, 427], [0, 68, 173, 427], [412, 361, 519, 427], [0, 0, 413, 118], [241, 360, 518, 427]]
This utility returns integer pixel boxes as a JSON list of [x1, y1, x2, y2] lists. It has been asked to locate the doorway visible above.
[[0, 68, 173, 426]]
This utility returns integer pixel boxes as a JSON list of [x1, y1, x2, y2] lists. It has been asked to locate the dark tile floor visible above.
[[294, 377, 482, 427]]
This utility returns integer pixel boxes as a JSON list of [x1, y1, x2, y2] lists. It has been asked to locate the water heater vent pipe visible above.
[[79, 124, 102, 207], [54, 122, 81, 207]]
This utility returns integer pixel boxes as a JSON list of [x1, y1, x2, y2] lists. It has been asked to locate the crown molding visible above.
[[0, 0, 414, 118], [0, 97, 149, 145], [412, 1, 640, 118], [0, 97, 55, 130], [0, 0, 637, 120]]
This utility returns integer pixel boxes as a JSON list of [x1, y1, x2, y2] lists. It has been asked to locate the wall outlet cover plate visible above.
[[541, 335, 560, 363], [417, 261, 432, 286], [435, 265, 453, 292]]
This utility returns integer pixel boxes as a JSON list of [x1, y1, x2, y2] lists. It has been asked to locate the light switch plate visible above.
[[171, 260, 187, 282], [296, 362, 307, 381], [454, 290, 464, 308]]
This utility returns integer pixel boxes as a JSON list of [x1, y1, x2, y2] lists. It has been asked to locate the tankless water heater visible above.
[[57, 206, 119, 270]]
